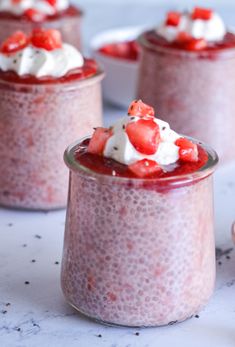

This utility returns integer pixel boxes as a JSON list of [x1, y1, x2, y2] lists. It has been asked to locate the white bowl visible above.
[[90, 26, 146, 109]]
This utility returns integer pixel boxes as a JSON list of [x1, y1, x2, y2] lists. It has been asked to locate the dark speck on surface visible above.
[[35, 234, 42, 239], [22, 244, 27, 247], [97, 334, 102, 338], [5, 303, 11, 307], [218, 261, 222, 266], [135, 332, 140, 336], [24, 281, 30, 285], [216, 247, 233, 260], [7, 223, 13, 227], [2, 310, 7, 314], [31, 259, 36, 263], [54, 261, 59, 265], [195, 315, 200, 318]]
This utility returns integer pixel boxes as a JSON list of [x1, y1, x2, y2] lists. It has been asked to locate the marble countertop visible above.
[[1, 3, 235, 346], [1, 103, 235, 347]]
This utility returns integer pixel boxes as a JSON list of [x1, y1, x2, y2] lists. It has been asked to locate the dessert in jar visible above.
[[0, 29, 104, 210], [0, 0, 83, 49], [61, 100, 218, 327], [137, 7, 235, 164], [98, 39, 139, 62]]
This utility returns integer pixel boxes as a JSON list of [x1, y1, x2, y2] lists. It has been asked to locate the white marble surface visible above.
[[1, 3, 235, 347], [1, 103, 235, 347]]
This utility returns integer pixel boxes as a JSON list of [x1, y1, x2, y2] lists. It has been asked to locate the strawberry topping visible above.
[[45, 0, 57, 7], [175, 138, 199, 162], [88, 128, 113, 155], [31, 29, 62, 51], [0, 31, 29, 54], [128, 159, 162, 178], [24, 8, 46, 22], [126, 119, 160, 155], [166, 11, 181, 27], [185, 38, 207, 51], [128, 100, 155, 118], [191, 7, 213, 21]]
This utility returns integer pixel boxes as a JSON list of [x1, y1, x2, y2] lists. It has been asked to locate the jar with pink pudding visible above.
[[0, 0, 83, 49], [0, 29, 104, 210], [137, 7, 235, 164], [61, 100, 218, 327]]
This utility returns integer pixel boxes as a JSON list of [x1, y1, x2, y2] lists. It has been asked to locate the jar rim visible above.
[[0, 69, 105, 90], [138, 30, 235, 59], [64, 135, 219, 186]]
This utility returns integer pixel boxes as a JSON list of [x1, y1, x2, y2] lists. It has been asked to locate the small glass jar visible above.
[[0, 71, 104, 210], [61, 138, 218, 327], [137, 30, 235, 164], [0, 6, 83, 50]]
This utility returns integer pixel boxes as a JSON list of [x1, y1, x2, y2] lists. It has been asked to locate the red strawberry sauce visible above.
[[144, 30, 235, 52], [0, 58, 98, 84], [75, 138, 208, 179], [98, 40, 139, 61]]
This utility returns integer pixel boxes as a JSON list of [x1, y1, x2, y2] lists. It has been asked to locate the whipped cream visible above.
[[104, 116, 180, 166], [157, 10, 226, 42], [0, 0, 69, 16], [0, 43, 84, 77]]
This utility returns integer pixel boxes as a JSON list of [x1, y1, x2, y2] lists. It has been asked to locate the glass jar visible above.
[[61, 138, 218, 327], [0, 7, 83, 50], [0, 71, 104, 210], [137, 30, 235, 164]]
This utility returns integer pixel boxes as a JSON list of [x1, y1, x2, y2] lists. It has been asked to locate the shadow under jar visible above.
[[137, 30, 235, 164], [0, 70, 104, 210], [61, 138, 218, 327], [0, 6, 83, 50]]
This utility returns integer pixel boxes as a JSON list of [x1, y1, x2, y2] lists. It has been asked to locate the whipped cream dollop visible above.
[[0, 43, 84, 77], [157, 10, 226, 42], [0, 0, 69, 16], [104, 116, 180, 166]]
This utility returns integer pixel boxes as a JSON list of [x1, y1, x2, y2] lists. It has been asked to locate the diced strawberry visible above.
[[175, 137, 199, 162], [45, 0, 57, 7], [87, 127, 113, 155], [31, 29, 62, 51], [129, 159, 162, 178], [24, 8, 46, 22], [185, 38, 207, 51], [1, 31, 29, 54], [126, 119, 160, 155], [11, 0, 22, 4], [166, 11, 181, 27], [127, 100, 155, 118], [176, 31, 192, 43], [191, 7, 213, 21]]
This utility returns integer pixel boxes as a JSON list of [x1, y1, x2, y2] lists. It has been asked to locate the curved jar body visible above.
[[137, 32, 235, 164], [61, 139, 218, 327], [0, 73, 104, 210]]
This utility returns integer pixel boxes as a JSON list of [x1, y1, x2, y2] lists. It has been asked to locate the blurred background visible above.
[[73, 0, 235, 50]]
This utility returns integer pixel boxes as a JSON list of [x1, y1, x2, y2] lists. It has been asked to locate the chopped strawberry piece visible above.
[[31, 29, 62, 51], [192, 7, 213, 21], [11, 0, 22, 4], [176, 31, 192, 43], [185, 38, 207, 51], [166, 11, 181, 26], [24, 8, 46, 22], [176, 137, 199, 162], [1, 31, 29, 54], [127, 100, 155, 118], [88, 127, 113, 155], [126, 119, 160, 155], [45, 0, 57, 6], [129, 159, 162, 178]]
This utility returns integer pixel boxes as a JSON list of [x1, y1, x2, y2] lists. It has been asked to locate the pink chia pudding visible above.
[[0, 29, 103, 210], [0, 0, 83, 49], [137, 7, 235, 164], [61, 100, 218, 327]]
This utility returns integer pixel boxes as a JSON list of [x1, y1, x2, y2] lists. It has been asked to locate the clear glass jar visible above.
[[0, 71, 104, 210], [0, 7, 83, 50], [61, 138, 218, 327], [137, 30, 235, 164]]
